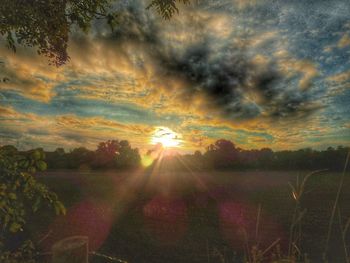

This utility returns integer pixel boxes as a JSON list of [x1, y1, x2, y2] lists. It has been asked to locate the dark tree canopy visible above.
[[147, 0, 189, 19], [45, 139, 141, 170], [39, 139, 350, 172], [0, 0, 188, 66], [204, 139, 239, 168]]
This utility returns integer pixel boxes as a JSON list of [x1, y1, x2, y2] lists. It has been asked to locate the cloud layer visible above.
[[0, 0, 349, 151]]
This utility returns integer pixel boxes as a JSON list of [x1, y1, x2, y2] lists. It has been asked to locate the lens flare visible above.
[[141, 154, 154, 167]]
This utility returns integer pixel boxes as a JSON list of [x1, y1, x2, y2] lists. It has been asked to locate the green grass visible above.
[[31, 170, 350, 263]]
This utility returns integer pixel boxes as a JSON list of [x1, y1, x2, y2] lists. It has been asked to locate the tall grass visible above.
[[324, 151, 350, 257], [338, 209, 350, 263], [287, 170, 327, 260], [204, 152, 350, 263], [249, 152, 350, 263]]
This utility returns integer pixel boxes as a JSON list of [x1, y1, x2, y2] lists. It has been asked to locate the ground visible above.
[[27, 170, 350, 262]]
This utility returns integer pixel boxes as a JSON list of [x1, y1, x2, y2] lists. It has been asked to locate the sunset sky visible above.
[[0, 0, 349, 153]]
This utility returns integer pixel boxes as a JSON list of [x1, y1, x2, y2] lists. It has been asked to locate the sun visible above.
[[151, 127, 182, 148]]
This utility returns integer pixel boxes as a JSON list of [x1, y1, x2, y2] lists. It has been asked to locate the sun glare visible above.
[[151, 127, 182, 148]]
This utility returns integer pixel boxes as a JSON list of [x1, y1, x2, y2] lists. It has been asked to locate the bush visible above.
[[0, 146, 65, 262]]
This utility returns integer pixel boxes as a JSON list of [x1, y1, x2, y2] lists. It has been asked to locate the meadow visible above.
[[1, 0, 350, 262], [28, 170, 350, 263]]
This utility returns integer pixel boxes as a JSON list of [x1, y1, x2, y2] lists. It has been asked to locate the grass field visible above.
[[28, 170, 350, 262]]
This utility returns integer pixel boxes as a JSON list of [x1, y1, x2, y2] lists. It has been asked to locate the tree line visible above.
[[185, 139, 349, 171], [1, 139, 348, 171], [46, 140, 141, 170]]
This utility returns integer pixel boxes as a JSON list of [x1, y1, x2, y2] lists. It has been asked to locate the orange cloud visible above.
[[327, 70, 350, 94], [0, 44, 64, 102], [276, 51, 319, 90], [338, 33, 350, 49]]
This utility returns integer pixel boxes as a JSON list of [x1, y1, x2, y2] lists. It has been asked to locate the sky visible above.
[[0, 0, 349, 153]]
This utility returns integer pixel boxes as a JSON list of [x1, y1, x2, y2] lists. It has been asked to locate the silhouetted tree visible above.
[[200, 139, 348, 171], [32, 139, 350, 171], [67, 147, 94, 169], [258, 148, 274, 169], [93, 140, 140, 169], [114, 140, 141, 168], [204, 139, 239, 169], [46, 147, 67, 169], [194, 150, 202, 158], [94, 140, 120, 168]]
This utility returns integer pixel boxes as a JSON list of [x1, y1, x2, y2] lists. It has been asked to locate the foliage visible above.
[[114, 140, 141, 168], [0, 0, 188, 66], [95, 140, 122, 168], [0, 145, 65, 262], [0, 0, 110, 66], [205, 139, 239, 168], [0, 240, 36, 263], [147, 0, 190, 19], [201, 140, 349, 171], [287, 170, 327, 260], [93, 140, 141, 169], [45, 139, 141, 170], [42, 139, 349, 172]]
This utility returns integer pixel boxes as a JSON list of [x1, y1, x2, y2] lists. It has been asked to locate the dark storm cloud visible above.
[[155, 42, 263, 120], [75, 0, 322, 122], [154, 39, 319, 121]]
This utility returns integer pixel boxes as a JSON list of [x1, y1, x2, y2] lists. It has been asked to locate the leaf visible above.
[[4, 214, 10, 227], [28, 166, 36, 174], [9, 222, 21, 233], [36, 160, 47, 171], [19, 159, 30, 168], [54, 201, 66, 215], [8, 193, 16, 200], [31, 150, 41, 161], [32, 198, 41, 212]]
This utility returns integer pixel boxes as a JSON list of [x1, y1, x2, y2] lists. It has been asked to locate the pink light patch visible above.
[[44, 200, 114, 251]]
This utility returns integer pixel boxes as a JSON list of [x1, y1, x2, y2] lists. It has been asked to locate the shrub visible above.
[[0, 146, 65, 262]]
